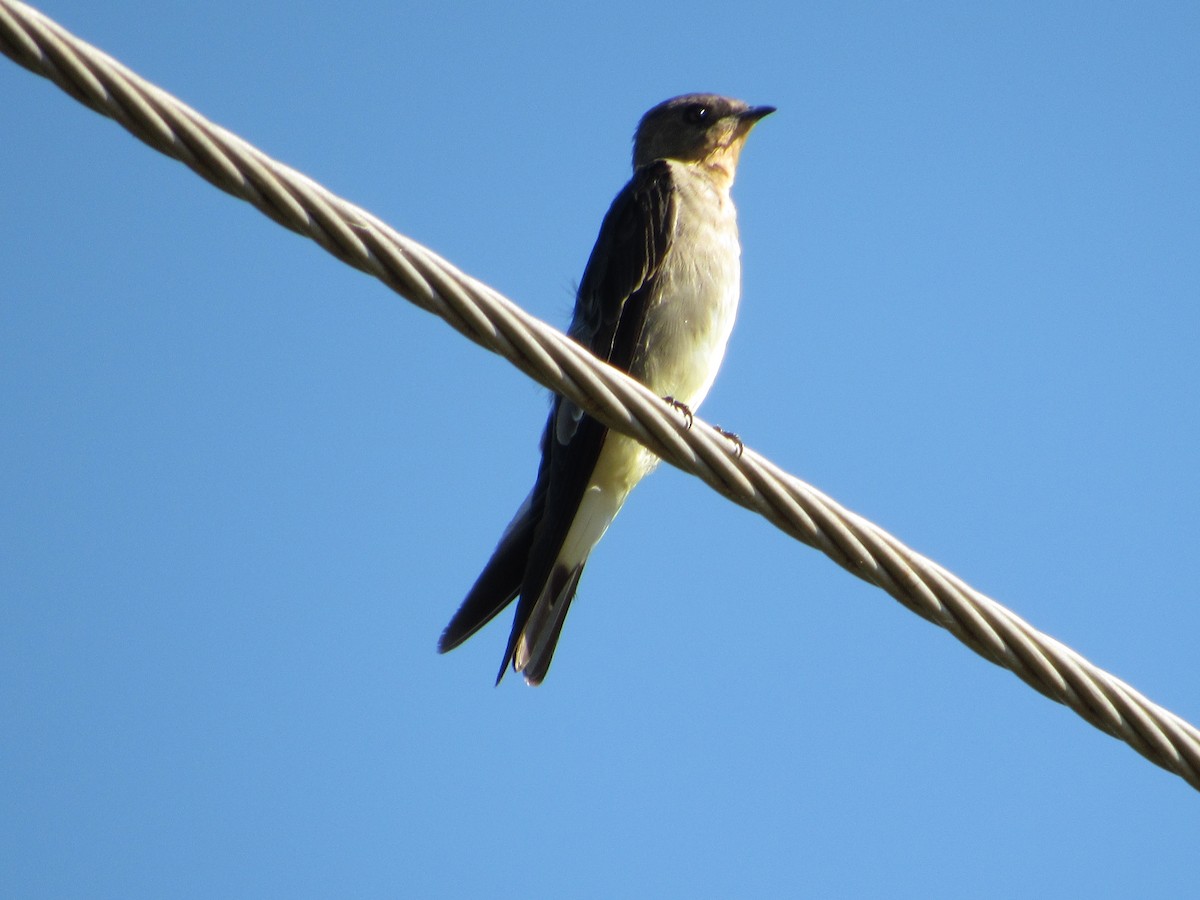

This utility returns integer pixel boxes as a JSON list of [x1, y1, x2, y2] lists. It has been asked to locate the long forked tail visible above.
[[441, 417, 638, 685], [503, 465, 627, 683]]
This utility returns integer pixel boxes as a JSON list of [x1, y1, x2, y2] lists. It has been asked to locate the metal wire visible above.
[[3, 0, 1197, 790]]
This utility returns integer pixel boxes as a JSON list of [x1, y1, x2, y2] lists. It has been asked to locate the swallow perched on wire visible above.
[[438, 93, 773, 684]]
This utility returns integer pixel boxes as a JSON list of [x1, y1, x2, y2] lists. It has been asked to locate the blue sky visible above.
[[2, 1, 1198, 896]]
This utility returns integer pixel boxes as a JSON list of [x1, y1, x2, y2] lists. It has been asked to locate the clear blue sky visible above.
[[2, 1, 1198, 896]]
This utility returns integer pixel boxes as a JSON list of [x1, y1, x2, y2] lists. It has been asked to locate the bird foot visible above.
[[713, 425, 744, 458], [663, 396, 694, 428]]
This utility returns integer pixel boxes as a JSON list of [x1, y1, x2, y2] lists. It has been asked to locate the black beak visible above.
[[740, 105, 776, 124]]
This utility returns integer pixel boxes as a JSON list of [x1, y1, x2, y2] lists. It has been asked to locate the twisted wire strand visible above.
[[3, 0, 1198, 790]]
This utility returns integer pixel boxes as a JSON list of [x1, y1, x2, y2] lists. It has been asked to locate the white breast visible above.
[[574, 163, 745, 514], [630, 161, 742, 411]]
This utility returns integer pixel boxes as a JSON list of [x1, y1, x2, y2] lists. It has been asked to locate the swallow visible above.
[[438, 94, 773, 683]]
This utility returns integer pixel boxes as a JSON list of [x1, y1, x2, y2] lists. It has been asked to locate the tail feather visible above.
[[443, 413, 642, 684], [503, 479, 623, 683], [512, 564, 586, 685]]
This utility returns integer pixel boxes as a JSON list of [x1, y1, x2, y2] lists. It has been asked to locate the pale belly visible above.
[[565, 163, 744, 553], [630, 188, 741, 410], [600, 218, 743, 498]]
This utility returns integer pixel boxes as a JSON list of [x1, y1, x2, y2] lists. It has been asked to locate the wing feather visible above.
[[497, 161, 679, 680]]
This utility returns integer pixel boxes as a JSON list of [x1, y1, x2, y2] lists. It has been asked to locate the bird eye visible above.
[[684, 104, 710, 125]]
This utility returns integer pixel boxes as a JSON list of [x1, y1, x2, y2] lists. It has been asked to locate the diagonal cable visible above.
[[2, 0, 1198, 790]]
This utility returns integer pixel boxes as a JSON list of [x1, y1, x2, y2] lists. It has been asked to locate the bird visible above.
[[438, 93, 773, 684]]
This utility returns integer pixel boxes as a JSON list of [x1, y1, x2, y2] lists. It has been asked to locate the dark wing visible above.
[[438, 161, 678, 681], [573, 158, 678, 370], [436, 477, 546, 653], [495, 160, 679, 680]]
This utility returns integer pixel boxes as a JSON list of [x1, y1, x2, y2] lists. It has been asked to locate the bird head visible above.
[[632, 93, 774, 183]]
